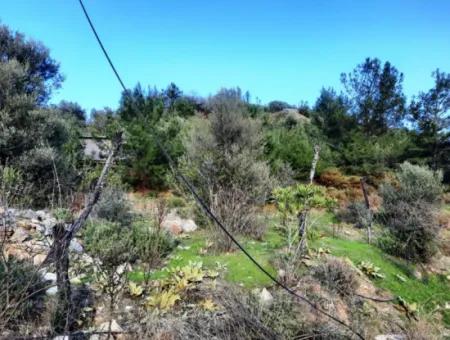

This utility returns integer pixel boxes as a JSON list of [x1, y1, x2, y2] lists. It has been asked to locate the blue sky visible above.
[[1, 0, 449, 112]]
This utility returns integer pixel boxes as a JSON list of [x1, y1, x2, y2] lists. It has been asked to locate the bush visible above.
[[312, 258, 359, 297], [340, 201, 371, 228], [210, 187, 266, 250], [83, 220, 134, 268], [180, 89, 274, 249], [379, 162, 443, 262], [93, 186, 134, 226], [0, 257, 47, 330], [131, 221, 177, 281]]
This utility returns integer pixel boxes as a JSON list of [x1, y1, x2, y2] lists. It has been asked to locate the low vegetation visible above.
[[1, 22, 449, 339]]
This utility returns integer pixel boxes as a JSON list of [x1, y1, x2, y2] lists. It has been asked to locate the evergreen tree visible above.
[[341, 58, 406, 135], [410, 70, 450, 178]]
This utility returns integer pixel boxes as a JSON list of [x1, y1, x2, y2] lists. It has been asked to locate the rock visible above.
[[42, 218, 57, 236], [46, 286, 58, 295], [5, 245, 31, 260], [70, 239, 83, 253], [98, 319, 124, 333], [162, 219, 183, 235], [70, 276, 82, 285], [16, 219, 33, 230], [162, 212, 198, 235], [17, 209, 38, 220], [413, 269, 422, 280], [43, 272, 57, 283], [10, 227, 30, 243], [374, 335, 405, 340], [181, 219, 197, 232], [33, 254, 47, 266], [259, 288, 274, 307]]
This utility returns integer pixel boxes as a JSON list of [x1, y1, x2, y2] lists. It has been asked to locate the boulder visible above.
[[16, 209, 38, 220], [33, 254, 47, 266], [5, 245, 31, 261], [10, 227, 31, 243], [70, 239, 84, 253], [162, 212, 198, 235], [43, 272, 57, 283], [181, 219, 197, 232]]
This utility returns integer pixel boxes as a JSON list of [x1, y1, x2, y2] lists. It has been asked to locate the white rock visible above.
[[374, 335, 405, 340], [259, 288, 274, 307], [69, 239, 83, 253], [42, 218, 57, 236], [162, 212, 198, 234], [46, 286, 58, 295], [181, 219, 198, 232], [44, 272, 57, 283], [17, 209, 38, 220], [98, 319, 123, 333]]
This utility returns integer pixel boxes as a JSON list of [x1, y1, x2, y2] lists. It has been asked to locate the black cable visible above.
[[76, 1, 365, 338], [78, 0, 127, 92]]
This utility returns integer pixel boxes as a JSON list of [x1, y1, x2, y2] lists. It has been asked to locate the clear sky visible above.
[[1, 0, 449, 112]]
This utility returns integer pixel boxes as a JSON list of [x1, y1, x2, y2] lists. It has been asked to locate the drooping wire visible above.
[[78, 0, 127, 92], [75, 1, 365, 338]]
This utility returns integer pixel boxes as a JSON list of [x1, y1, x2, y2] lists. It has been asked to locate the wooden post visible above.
[[52, 223, 72, 333], [360, 177, 372, 244], [309, 145, 321, 185], [49, 132, 122, 334], [298, 145, 321, 253]]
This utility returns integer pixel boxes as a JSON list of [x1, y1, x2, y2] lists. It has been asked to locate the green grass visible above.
[[129, 210, 450, 326], [130, 221, 284, 288], [311, 236, 450, 325]]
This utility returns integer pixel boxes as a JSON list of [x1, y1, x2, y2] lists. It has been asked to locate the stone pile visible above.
[[0, 208, 85, 266]]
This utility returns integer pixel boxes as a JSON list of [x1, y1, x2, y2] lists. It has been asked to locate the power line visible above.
[[76, 1, 365, 338], [78, 0, 127, 92]]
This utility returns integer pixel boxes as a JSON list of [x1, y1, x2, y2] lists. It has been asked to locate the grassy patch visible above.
[[311, 236, 450, 325], [130, 219, 284, 288]]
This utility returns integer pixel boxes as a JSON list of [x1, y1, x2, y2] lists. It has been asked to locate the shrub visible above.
[[341, 201, 371, 228], [210, 187, 266, 250], [83, 220, 134, 270], [93, 186, 134, 226], [312, 258, 359, 297], [83, 221, 135, 317], [166, 195, 186, 209], [317, 168, 361, 190], [394, 162, 443, 204], [379, 162, 442, 262], [130, 221, 177, 283], [181, 90, 274, 249], [0, 257, 47, 330]]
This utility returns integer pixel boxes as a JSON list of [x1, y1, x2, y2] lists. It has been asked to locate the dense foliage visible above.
[[379, 162, 443, 262]]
